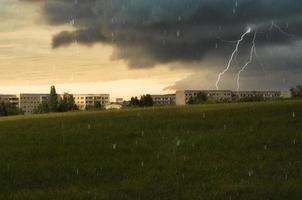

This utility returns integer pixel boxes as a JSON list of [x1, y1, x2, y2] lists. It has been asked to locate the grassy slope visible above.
[[0, 100, 301, 200]]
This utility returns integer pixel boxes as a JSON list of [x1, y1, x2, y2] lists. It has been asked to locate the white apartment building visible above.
[[176, 90, 282, 105], [151, 94, 176, 105], [74, 94, 110, 110], [18, 94, 49, 115], [0, 95, 19, 106]]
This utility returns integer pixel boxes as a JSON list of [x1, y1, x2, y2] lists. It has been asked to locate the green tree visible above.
[[34, 101, 49, 114], [58, 93, 78, 112], [140, 94, 154, 107], [130, 96, 140, 107], [0, 102, 7, 116], [290, 85, 302, 98], [48, 85, 58, 112], [94, 101, 103, 109], [188, 92, 208, 104], [0, 102, 23, 116]]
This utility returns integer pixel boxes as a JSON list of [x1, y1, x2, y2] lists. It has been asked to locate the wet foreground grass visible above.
[[0, 100, 301, 199]]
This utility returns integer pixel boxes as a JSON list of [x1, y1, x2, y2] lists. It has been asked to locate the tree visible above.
[[34, 101, 49, 114], [139, 94, 154, 107], [48, 85, 58, 112], [0, 102, 7, 116], [188, 92, 208, 104], [94, 101, 102, 109], [290, 85, 302, 98], [130, 96, 140, 107], [0, 102, 23, 116], [58, 93, 78, 112]]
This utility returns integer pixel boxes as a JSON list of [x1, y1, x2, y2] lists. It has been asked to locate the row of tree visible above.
[[290, 85, 302, 98], [34, 86, 78, 114], [0, 102, 23, 116], [129, 95, 154, 107]]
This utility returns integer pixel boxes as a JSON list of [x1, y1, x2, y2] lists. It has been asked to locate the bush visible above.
[[0, 102, 23, 116], [188, 92, 208, 104]]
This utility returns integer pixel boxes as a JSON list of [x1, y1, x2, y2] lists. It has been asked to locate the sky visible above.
[[1, 0, 301, 100]]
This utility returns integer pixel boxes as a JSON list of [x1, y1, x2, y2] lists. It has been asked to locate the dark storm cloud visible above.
[[30, 0, 302, 68]]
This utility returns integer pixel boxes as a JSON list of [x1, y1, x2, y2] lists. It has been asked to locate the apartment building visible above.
[[176, 90, 233, 105], [151, 94, 176, 105], [232, 91, 282, 100], [18, 94, 49, 115], [0, 95, 19, 106], [176, 90, 282, 105], [74, 94, 110, 110]]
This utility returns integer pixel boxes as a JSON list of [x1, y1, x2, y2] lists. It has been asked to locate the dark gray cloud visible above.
[[27, 0, 302, 71]]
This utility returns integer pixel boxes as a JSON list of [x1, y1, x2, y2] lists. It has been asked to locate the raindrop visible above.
[[178, 16, 182, 22], [248, 170, 254, 177], [113, 144, 117, 150], [176, 140, 181, 146], [176, 31, 181, 37], [69, 19, 75, 26], [87, 124, 91, 130]]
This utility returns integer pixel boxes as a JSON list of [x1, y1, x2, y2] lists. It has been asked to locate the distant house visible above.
[[105, 103, 122, 110], [115, 98, 124, 104]]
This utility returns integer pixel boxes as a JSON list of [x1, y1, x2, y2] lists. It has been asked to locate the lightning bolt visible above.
[[215, 27, 251, 90], [236, 32, 257, 91]]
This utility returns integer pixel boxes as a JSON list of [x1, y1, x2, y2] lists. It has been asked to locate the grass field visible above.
[[0, 100, 301, 199]]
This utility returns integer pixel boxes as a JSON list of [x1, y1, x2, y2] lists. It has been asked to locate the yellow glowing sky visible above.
[[0, 1, 193, 100]]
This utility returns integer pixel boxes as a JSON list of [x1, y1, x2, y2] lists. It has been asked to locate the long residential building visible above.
[[0, 93, 110, 114], [151, 94, 176, 105], [176, 90, 285, 105]]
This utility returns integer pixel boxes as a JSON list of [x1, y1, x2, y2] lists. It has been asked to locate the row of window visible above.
[[75, 96, 109, 100]]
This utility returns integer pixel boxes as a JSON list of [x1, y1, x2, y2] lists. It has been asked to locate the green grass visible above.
[[0, 100, 301, 200]]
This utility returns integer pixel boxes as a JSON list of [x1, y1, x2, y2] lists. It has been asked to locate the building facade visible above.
[[151, 94, 176, 105], [0, 95, 19, 106], [176, 90, 233, 105], [74, 94, 110, 110], [176, 90, 282, 105], [232, 91, 282, 100], [18, 94, 49, 115]]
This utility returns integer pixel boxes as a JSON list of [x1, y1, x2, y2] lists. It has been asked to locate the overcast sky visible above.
[[1, 0, 301, 99]]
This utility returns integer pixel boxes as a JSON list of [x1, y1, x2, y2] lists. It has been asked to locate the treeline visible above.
[[34, 86, 78, 114], [0, 102, 23, 116], [129, 95, 154, 107], [290, 85, 302, 98]]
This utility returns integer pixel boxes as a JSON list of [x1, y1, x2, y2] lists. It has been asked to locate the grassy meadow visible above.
[[0, 100, 301, 199]]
